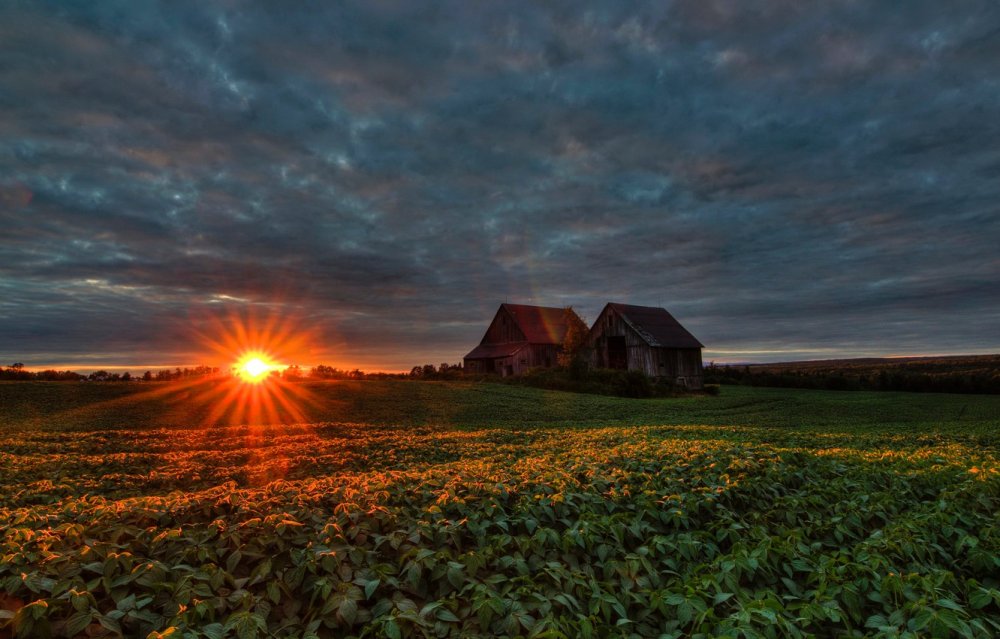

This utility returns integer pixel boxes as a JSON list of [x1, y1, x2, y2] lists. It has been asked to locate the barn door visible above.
[[607, 336, 627, 369]]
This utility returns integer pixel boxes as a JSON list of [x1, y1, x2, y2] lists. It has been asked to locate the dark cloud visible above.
[[1, 0, 999, 369]]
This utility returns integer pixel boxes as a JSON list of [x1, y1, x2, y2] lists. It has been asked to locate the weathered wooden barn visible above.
[[588, 302, 704, 388], [463, 304, 580, 376]]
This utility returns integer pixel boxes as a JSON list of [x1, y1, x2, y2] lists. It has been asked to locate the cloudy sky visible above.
[[2, 1, 999, 371]]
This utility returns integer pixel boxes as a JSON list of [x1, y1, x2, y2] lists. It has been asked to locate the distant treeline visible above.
[[308, 363, 465, 380], [0, 362, 465, 382], [407, 363, 465, 379], [297, 365, 411, 380], [705, 355, 1000, 395], [0, 363, 222, 382], [0, 364, 84, 381]]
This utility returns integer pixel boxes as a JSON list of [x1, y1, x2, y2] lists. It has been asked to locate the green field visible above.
[[2, 381, 999, 638]]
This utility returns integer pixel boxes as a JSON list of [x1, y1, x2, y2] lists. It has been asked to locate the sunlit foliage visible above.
[[0, 383, 998, 638]]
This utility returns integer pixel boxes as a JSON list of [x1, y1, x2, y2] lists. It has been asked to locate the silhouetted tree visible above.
[[557, 307, 591, 378], [310, 365, 349, 380]]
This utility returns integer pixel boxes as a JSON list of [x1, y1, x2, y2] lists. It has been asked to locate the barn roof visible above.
[[500, 303, 574, 344], [464, 342, 529, 360], [605, 303, 704, 349]]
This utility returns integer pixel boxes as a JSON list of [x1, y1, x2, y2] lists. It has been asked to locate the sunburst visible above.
[[235, 352, 276, 383]]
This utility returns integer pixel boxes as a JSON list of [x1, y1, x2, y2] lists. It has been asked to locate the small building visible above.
[[463, 303, 579, 376], [588, 302, 704, 388]]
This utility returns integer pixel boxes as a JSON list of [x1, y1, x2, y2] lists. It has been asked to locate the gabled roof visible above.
[[499, 303, 574, 344], [464, 342, 529, 360], [603, 303, 704, 348]]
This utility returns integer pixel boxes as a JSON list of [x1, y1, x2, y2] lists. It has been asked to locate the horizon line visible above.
[[4, 350, 999, 376]]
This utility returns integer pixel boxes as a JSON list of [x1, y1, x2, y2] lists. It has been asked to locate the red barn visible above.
[[463, 304, 580, 376]]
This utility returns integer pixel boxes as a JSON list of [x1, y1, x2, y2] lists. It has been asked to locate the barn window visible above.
[[519, 359, 527, 365]]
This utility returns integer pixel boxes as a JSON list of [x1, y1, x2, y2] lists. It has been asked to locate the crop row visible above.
[[2, 428, 999, 638], [2, 423, 996, 508]]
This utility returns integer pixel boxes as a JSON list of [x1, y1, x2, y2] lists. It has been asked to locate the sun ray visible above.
[[235, 352, 276, 383]]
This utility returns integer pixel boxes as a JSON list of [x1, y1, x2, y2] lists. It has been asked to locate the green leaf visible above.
[[70, 592, 90, 614], [677, 602, 692, 625], [225, 611, 266, 639], [117, 593, 137, 612], [202, 622, 225, 639], [713, 592, 734, 605], [226, 550, 243, 574], [446, 564, 464, 589], [384, 618, 402, 639], [21, 573, 56, 594], [937, 598, 964, 612], [436, 608, 460, 623], [938, 609, 972, 636], [266, 580, 281, 605], [912, 608, 934, 631], [969, 588, 993, 610], [98, 614, 122, 635], [65, 611, 93, 637], [865, 614, 889, 629], [339, 598, 358, 625], [758, 608, 777, 623]]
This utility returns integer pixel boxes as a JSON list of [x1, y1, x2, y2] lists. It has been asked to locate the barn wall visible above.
[[508, 344, 559, 374], [465, 343, 561, 376], [466, 343, 557, 376], [590, 307, 651, 371], [463, 358, 482, 373], [650, 348, 704, 388], [588, 307, 704, 386], [466, 306, 548, 376], [483, 307, 527, 344]]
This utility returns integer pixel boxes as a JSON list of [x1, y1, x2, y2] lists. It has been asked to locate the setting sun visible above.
[[236, 354, 274, 382]]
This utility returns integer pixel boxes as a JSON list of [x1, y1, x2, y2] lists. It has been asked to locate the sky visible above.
[[2, 1, 1000, 372]]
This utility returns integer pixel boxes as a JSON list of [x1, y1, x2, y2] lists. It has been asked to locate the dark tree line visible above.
[[704, 362, 1000, 395], [408, 363, 464, 379], [2, 361, 421, 382], [0, 360, 544, 383], [0, 363, 82, 381], [0, 363, 222, 382], [142, 366, 222, 381], [307, 365, 366, 380]]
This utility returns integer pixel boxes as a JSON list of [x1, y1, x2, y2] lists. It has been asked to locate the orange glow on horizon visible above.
[[235, 353, 276, 383], [178, 309, 329, 427]]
